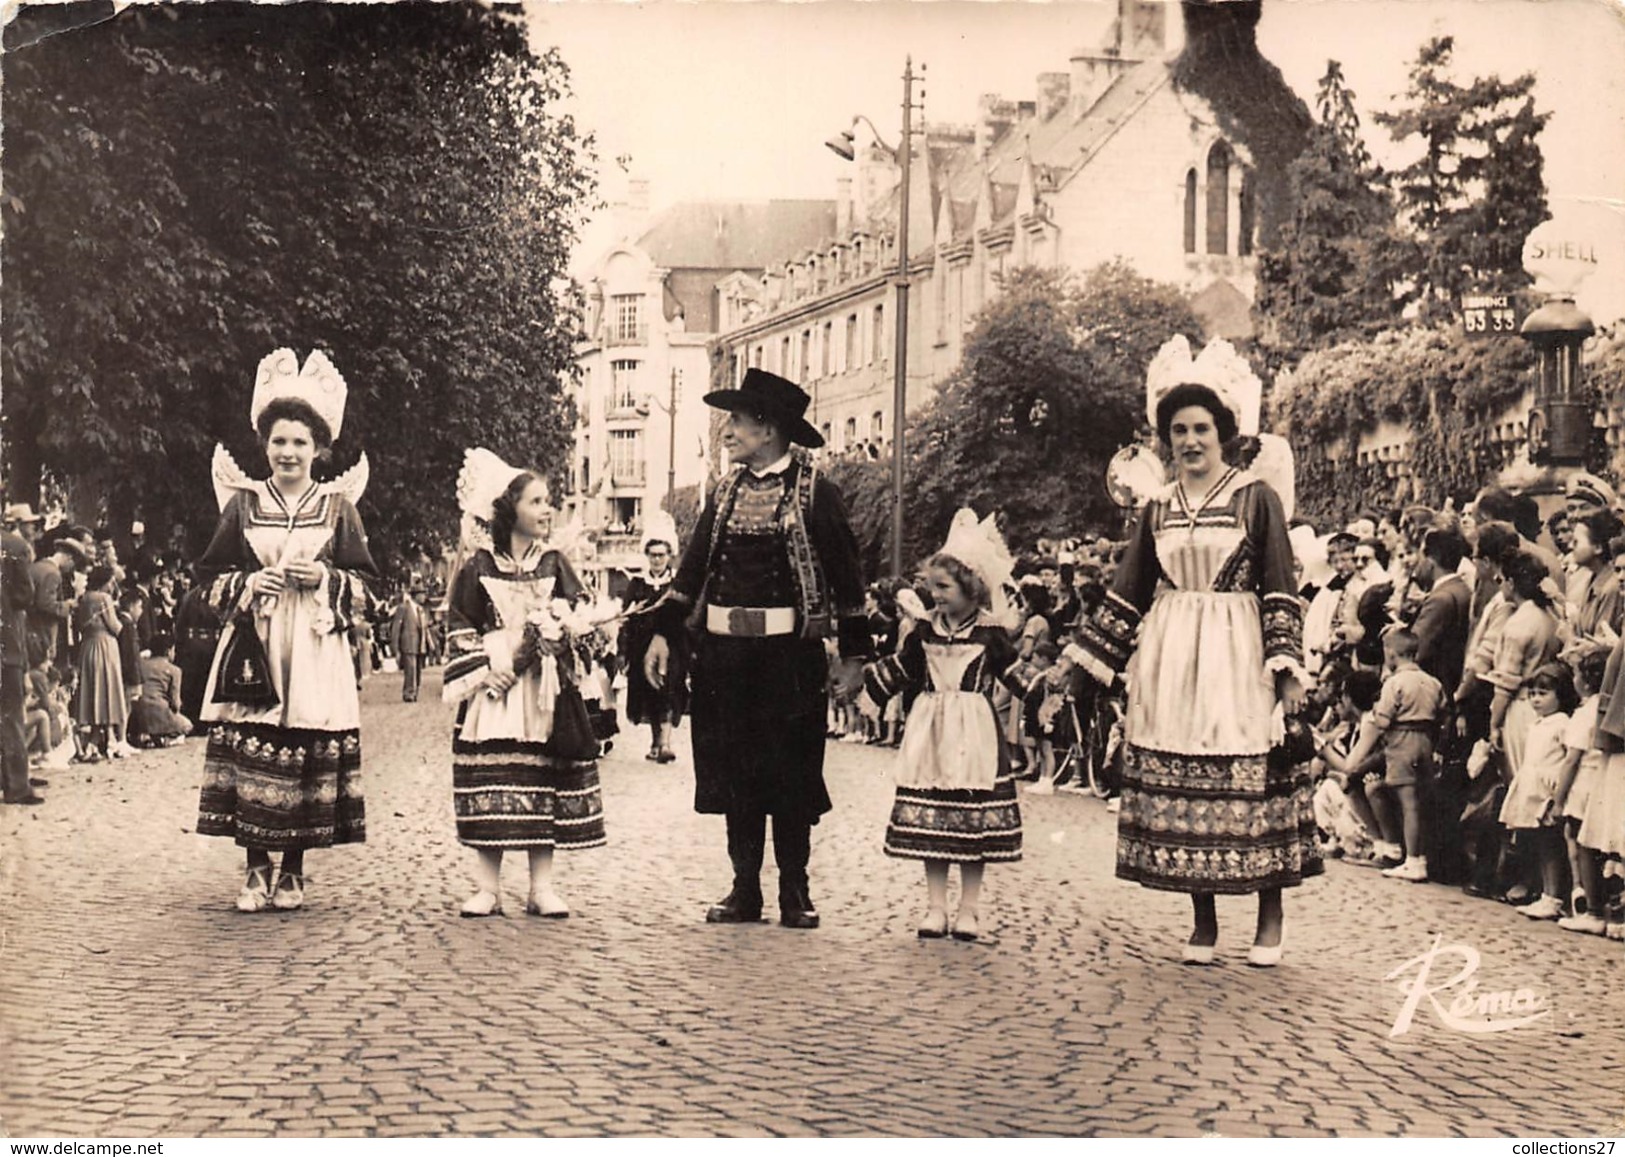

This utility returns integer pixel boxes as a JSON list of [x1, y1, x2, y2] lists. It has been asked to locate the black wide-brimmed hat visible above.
[[703, 368, 824, 448]]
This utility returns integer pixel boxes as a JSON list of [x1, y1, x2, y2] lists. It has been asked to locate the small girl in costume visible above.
[[862, 509, 1023, 941], [442, 450, 609, 918]]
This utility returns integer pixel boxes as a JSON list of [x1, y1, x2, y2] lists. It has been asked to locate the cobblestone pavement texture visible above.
[[4, 671, 1624, 1138]]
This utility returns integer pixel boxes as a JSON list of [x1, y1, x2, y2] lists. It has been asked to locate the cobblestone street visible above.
[[4, 670, 1624, 1138]]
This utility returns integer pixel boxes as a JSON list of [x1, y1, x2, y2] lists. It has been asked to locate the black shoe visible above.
[[1462, 881, 1495, 899], [705, 886, 764, 924], [3, 793, 45, 806], [29, 776, 49, 788], [779, 883, 820, 929], [1374, 855, 1403, 871]]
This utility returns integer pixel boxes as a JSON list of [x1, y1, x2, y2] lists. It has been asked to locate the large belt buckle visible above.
[[728, 606, 761, 636]]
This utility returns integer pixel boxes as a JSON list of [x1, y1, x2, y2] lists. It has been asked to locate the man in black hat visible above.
[[644, 368, 870, 929]]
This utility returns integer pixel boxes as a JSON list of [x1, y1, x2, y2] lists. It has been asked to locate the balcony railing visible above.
[[602, 325, 647, 348], [610, 463, 646, 486]]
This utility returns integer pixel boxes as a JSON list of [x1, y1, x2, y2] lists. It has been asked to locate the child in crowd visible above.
[[1498, 662, 1581, 920], [113, 586, 146, 758], [826, 637, 863, 743], [1556, 650, 1610, 934], [862, 510, 1023, 941], [128, 631, 191, 748], [1328, 628, 1443, 881], [1312, 668, 1387, 860], [1021, 641, 1065, 795], [23, 657, 55, 767]]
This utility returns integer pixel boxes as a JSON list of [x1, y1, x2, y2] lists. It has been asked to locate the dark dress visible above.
[[619, 571, 688, 726], [1071, 471, 1320, 894], [195, 484, 378, 850], [865, 613, 1024, 863], [442, 547, 606, 851]]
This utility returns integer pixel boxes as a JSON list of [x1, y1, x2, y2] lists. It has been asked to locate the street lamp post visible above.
[[827, 57, 922, 579], [667, 366, 680, 508]]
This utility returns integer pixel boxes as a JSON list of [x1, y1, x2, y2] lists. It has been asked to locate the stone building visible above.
[[710, 0, 1308, 462]]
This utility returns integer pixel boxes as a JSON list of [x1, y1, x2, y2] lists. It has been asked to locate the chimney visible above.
[[1070, 48, 1133, 117], [976, 94, 1017, 155], [616, 177, 653, 242], [1036, 72, 1070, 121], [836, 177, 853, 236]]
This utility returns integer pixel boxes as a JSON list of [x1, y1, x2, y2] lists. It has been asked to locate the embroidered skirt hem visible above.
[[197, 722, 364, 850], [453, 736, 606, 850], [883, 775, 1023, 864], [1114, 742, 1321, 894]]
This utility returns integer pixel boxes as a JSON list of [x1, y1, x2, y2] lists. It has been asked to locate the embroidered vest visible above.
[[702, 450, 832, 639]]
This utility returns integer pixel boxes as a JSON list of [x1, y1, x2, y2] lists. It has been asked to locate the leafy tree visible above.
[[1373, 36, 1550, 320], [2, 2, 596, 575], [904, 263, 1202, 561], [1253, 61, 1403, 365]]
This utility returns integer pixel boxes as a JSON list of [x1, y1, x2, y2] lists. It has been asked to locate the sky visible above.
[[531, 0, 1625, 302]]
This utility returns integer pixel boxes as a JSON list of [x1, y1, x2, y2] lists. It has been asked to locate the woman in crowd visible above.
[[619, 515, 687, 764], [442, 450, 606, 918], [73, 564, 126, 763], [195, 350, 379, 912], [1066, 336, 1317, 966]]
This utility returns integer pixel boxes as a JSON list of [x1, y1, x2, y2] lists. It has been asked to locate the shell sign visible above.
[[1522, 200, 1625, 326]]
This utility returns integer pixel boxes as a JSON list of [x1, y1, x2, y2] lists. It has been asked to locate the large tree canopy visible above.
[[2, 1, 596, 575], [1373, 35, 1550, 320], [1253, 61, 1404, 367], [901, 263, 1203, 562]]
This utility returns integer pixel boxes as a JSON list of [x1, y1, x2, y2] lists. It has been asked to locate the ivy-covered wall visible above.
[[1273, 321, 1625, 529]]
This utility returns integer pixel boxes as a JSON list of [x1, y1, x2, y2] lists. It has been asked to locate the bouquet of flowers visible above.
[[480, 576, 623, 689]]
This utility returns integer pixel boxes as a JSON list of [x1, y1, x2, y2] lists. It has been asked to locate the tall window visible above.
[[611, 360, 639, 411], [844, 416, 858, 447], [752, 344, 764, 368], [780, 335, 791, 374], [872, 303, 886, 363], [845, 314, 858, 372], [612, 294, 643, 342], [1183, 169, 1198, 254], [872, 411, 884, 440], [1206, 142, 1231, 256], [1238, 174, 1255, 257], [609, 429, 643, 485], [800, 330, 812, 382], [611, 496, 641, 531], [821, 321, 833, 377], [935, 266, 947, 342]]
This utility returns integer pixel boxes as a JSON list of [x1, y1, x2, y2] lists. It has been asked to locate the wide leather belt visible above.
[[706, 605, 797, 637]]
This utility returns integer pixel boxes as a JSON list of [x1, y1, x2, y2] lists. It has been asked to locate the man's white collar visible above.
[[749, 452, 795, 478]]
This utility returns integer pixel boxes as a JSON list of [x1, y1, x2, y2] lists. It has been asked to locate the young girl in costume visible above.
[[862, 509, 1023, 941], [442, 450, 608, 918]]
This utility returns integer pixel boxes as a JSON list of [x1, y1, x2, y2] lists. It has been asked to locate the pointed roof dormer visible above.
[[933, 186, 955, 251], [1015, 143, 1039, 221], [973, 165, 996, 235], [906, 139, 937, 265]]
